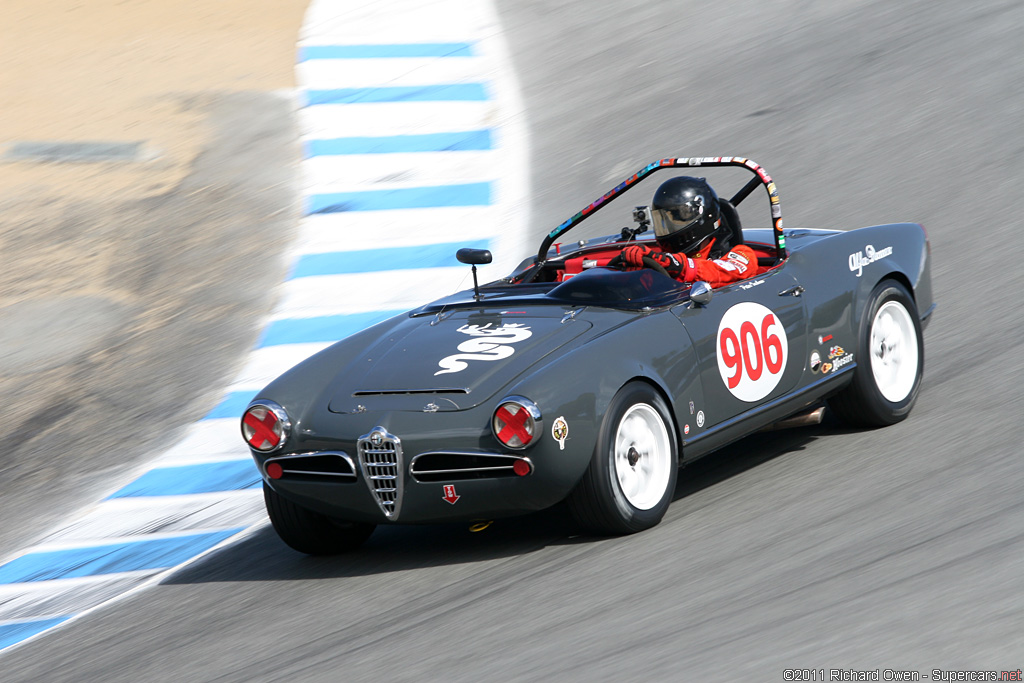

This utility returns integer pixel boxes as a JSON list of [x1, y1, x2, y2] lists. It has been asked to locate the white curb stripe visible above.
[[301, 101, 496, 138], [303, 151, 498, 193], [299, 56, 486, 89]]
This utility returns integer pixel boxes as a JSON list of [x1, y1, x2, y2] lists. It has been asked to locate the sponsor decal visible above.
[[552, 416, 568, 450], [582, 259, 598, 269], [739, 278, 765, 291], [726, 251, 749, 266], [778, 234, 786, 249], [820, 361, 833, 374], [818, 334, 833, 344], [774, 218, 784, 232], [442, 484, 460, 504], [696, 411, 705, 428], [435, 323, 533, 375], [810, 350, 822, 372], [849, 244, 893, 277], [772, 204, 782, 218], [830, 352, 854, 372], [689, 400, 695, 415], [684, 424, 690, 435], [828, 345, 846, 360], [717, 302, 789, 402]]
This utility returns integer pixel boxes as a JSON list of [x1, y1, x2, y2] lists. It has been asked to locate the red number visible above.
[[721, 312, 785, 388], [762, 313, 784, 374], [719, 327, 742, 388], [740, 321, 763, 381]]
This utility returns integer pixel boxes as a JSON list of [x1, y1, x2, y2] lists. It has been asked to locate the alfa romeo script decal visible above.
[[717, 302, 788, 402], [435, 323, 533, 375]]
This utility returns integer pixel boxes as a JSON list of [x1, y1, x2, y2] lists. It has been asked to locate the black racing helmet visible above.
[[650, 176, 722, 254]]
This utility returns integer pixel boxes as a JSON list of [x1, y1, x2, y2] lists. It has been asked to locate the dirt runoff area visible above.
[[0, 0, 309, 552]]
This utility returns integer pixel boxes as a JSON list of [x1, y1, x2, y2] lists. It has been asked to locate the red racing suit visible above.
[[621, 239, 758, 288]]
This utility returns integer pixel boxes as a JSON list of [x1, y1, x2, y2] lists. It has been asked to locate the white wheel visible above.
[[613, 404, 673, 510], [567, 382, 678, 534], [830, 280, 924, 427], [870, 300, 919, 402]]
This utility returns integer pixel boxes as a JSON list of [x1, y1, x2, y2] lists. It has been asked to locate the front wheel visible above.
[[829, 280, 924, 427], [568, 382, 679, 534], [264, 483, 376, 555]]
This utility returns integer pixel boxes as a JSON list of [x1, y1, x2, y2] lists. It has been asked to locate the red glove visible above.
[[621, 244, 652, 267]]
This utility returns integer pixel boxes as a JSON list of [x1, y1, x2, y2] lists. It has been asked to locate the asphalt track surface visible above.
[[5, 0, 1024, 680]]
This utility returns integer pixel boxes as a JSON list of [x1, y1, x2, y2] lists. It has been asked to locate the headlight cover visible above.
[[492, 396, 541, 450], [241, 400, 291, 453]]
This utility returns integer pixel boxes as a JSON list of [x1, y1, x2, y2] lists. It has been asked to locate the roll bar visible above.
[[539, 157, 786, 262]]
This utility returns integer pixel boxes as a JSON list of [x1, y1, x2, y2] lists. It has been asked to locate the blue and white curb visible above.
[[0, 0, 528, 654]]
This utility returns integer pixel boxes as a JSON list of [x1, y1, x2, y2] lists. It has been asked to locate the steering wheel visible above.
[[607, 253, 670, 277]]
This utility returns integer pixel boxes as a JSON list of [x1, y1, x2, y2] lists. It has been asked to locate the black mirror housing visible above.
[[457, 248, 492, 266]]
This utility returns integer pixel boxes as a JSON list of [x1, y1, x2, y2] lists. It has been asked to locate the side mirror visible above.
[[456, 248, 493, 301], [690, 281, 713, 306], [457, 248, 492, 266]]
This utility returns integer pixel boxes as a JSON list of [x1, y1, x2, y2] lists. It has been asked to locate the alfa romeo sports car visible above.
[[242, 157, 934, 554]]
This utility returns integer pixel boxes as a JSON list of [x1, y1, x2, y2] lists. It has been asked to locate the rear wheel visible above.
[[263, 483, 375, 555], [568, 382, 678, 534], [830, 280, 924, 427]]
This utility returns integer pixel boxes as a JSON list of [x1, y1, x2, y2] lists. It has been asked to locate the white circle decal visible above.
[[716, 302, 788, 402]]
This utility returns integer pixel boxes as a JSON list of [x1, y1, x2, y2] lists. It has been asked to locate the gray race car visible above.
[[242, 157, 934, 554]]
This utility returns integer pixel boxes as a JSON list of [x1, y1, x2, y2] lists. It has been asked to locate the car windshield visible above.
[[546, 266, 690, 309]]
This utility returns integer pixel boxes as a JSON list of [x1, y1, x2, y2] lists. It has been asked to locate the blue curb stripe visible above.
[[306, 83, 487, 105], [107, 462, 260, 499], [306, 130, 492, 156], [0, 530, 243, 584], [259, 311, 404, 347], [308, 182, 491, 214], [204, 391, 258, 421], [0, 617, 72, 651], [300, 43, 474, 60], [289, 239, 491, 279]]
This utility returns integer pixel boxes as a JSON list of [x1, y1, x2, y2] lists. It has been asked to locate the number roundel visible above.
[[716, 302, 788, 402]]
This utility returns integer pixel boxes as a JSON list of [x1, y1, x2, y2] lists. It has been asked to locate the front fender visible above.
[[500, 309, 700, 490]]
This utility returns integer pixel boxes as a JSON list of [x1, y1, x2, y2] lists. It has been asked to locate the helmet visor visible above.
[[651, 197, 705, 239]]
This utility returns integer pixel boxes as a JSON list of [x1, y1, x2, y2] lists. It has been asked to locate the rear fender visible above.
[[790, 223, 930, 357]]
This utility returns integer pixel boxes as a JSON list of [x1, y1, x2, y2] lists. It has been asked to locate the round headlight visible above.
[[492, 396, 541, 450], [241, 401, 291, 453]]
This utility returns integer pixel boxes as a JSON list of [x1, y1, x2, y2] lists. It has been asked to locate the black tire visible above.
[[263, 483, 375, 555], [567, 382, 679, 534], [829, 280, 924, 427]]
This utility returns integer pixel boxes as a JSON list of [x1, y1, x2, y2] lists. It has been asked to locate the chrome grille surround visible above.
[[410, 451, 534, 483], [357, 426, 403, 519], [263, 451, 356, 480]]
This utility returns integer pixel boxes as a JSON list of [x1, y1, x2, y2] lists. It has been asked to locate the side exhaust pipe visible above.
[[761, 406, 826, 432]]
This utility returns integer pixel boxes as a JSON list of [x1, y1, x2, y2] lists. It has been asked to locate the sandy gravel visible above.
[[0, 0, 309, 551]]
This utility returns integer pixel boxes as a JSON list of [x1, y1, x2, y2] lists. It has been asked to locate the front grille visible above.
[[357, 427, 403, 519]]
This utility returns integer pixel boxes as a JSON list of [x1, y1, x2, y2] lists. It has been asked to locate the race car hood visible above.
[[327, 309, 592, 413]]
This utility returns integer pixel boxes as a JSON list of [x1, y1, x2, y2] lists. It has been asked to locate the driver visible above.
[[621, 176, 758, 288]]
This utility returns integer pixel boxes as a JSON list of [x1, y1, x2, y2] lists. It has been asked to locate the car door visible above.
[[672, 265, 807, 432]]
